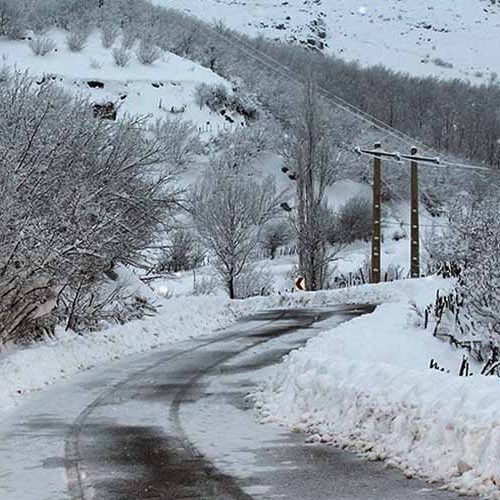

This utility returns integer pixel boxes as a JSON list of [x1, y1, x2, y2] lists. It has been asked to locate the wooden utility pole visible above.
[[410, 147, 420, 278], [371, 142, 382, 284]]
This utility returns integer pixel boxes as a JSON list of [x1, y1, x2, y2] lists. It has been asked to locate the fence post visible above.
[[371, 142, 382, 283], [410, 147, 420, 278]]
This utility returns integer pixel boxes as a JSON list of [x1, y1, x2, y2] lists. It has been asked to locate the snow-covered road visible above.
[[0, 306, 472, 499]]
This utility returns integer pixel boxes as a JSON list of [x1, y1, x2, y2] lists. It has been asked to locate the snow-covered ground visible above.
[[157, 0, 500, 83], [0, 293, 234, 415], [3, 10, 492, 496], [0, 271, 444, 418], [251, 278, 500, 499], [0, 30, 244, 138]]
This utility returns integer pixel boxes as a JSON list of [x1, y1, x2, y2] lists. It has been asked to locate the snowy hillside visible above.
[[157, 0, 500, 83], [0, 30, 244, 137]]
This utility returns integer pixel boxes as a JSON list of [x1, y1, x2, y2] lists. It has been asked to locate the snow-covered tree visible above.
[[0, 72, 181, 343], [429, 192, 500, 356], [282, 81, 344, 290], [0, 0, 27, 39], [191, 157, 279, 299], [261, 220, 293, 259]]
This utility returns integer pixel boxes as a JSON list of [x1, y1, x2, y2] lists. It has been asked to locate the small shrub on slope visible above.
[[27, 35, 56, 56]]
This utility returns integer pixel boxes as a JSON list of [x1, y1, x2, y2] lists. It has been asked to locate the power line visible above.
[[382, 221, 449, 229], [208, 24, 492, 171], [356, 145, 492, 172]]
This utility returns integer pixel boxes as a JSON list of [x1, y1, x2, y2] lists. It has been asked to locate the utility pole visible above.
[[410, 147, 420, 278], [371, 142, 382, 284], [356, 144, 438, 281]]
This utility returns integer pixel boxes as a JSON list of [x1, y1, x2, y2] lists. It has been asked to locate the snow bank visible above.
[[0, 294, 254, 415], [252, 285, 500, 498], [247, 275, 452, 310]]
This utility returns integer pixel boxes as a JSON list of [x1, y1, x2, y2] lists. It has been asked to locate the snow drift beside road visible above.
[[0, 294, 244, 414], [252, 291, 500, 498]]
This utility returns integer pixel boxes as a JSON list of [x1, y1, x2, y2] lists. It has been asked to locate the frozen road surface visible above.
[[0, 306, 471, 499]]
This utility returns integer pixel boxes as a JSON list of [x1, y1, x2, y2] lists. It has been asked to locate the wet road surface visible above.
[[0, 306, 472, 499]]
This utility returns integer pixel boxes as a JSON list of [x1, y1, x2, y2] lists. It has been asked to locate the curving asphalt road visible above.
[[0, 306, 472, 499]]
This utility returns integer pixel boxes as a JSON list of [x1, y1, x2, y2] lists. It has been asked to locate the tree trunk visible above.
[[227, 277, 235, 299]]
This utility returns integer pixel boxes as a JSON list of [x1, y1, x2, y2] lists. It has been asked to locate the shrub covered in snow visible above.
[[100, 24, 119, 49], [27, 35, 56, 56], [66, 27, 88, 52], [195, 82, 258, 121], [261, 221, 294, 259], [157, 230, 204, 273], [0, 72, 181, 345], [234, 265, 273, 298], [427, 194, 500, 375], [335, 195, 372, 243], [112, 46, 131, 67], [195, 82, 229, 110], [136, 38, 162, 65]]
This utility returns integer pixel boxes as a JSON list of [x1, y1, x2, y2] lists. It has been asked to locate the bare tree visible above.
[[282, 81, 343, 290], [157, 230, 204, 273], [150, 119, 201, 172], [191, 157, 279, 299]]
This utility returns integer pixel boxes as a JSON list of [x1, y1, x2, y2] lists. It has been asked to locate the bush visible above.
[[234, 265, 272, 299], [66, 28, 88, 52], [193, 275, 218, 296], [157, 230, 204, 273], [195, 82, 258, 121], [195, 83, 229, 110], [112, 46, 131, 67], [27, 36, 56, 56], [432, 57, 454, 69], [336, 196, 372, 243], [261, 221, 293, 259], [0, 73, 180, 344], [214, 125, 270, 171], [100, 24, 119, 49], [136, 38, 161, 65]]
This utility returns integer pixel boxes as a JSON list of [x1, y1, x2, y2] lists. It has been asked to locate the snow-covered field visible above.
[[157, 0, 500, 83], [251, 279, 500, 499]]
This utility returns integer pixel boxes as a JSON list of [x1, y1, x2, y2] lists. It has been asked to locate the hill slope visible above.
[[156, 0, 500, 83]]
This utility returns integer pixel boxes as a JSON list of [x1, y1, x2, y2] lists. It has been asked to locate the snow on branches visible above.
[[0, 72, 182, 344]]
